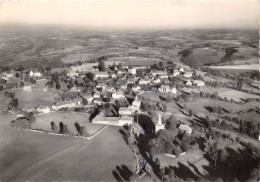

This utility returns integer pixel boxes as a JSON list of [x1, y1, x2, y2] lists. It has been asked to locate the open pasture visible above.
[[0, 125, 136, 181]]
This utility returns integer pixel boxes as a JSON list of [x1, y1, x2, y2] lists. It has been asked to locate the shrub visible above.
[[10, 118, 31, 129]]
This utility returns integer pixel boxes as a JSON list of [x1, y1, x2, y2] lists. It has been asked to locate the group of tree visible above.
[[10, 112, 36, 129]]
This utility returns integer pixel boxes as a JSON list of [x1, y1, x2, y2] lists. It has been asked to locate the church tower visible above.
[[155, 112, 165, 133]]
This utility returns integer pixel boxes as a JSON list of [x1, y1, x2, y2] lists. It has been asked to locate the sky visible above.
[[0, 1, 259, 29]]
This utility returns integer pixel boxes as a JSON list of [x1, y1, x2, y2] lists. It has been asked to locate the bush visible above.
[[10, 118, 31, 129]]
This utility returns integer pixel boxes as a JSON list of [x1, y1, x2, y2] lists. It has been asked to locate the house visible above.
[[132, 85, 141, 92], [155, 112, 165, 133], [37, 105, 50, 113], [52, 98, 81, 110], [2, 72, 13, 80], [183, 72, 193, 78], [193, 80, 205, 87], [112, 91, 125, 100], [119, 116, 133, 126], [159, 73, 169, 80], [179, 67, 184, 73], [151, 71, 166, 77], [119, 107, 132, 116], [67, 71, 78, 78], [96, 83, 107, 91], [129, 96, 141, 112], [93, 91, 101, 98], [23, 85, 32, 92], [83, 94, 94, 103], [128, 68, 136, 75], [111, 73, 117, 78], [179, 124, 192, 135], [70, 86, 81, 92], [105, 86, 116, 93], [185, 81, 192, 86], [153, 78, 161, 84], [139, 78, 150, 85], [158, 85, 177, 94], [29, 70, 42, 77], [173, 70, 180, 77], [94, 72, 109, 80], [93, 98, 103, 105]]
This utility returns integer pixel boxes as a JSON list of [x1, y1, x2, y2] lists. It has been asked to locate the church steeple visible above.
[[155, 112, 165, 133], [158, 112, 162, 125]]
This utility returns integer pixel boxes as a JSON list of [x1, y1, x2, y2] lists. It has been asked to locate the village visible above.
[[0, 57, 260, 181]]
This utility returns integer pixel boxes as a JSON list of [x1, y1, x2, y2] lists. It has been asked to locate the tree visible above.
[[59, 122, 64, 134], [165, 141, 174, 154], [0, 85, 3, 91], [159, 61, 163, 69], [31, 78, 36, 84], [218, 148, 227, 163], [12, 98, 18, 108], [4, 66, 11, 72], [56, 84, 61, 90], [15, 73, 19, 78], [154, 158, 160, 168], [85, 72, 94, 82], [235, 137, 240, 143], [51, 121, 59, 132], [168, 169, 175, 181], [98, 60, 106, 71], [28, 112, 36, 124], [80, 126, 88, 136], [189, 110, 193, 117], [63, 125, 70, 135], [173, 145, 181, 157], [20, 81, 24, 87]]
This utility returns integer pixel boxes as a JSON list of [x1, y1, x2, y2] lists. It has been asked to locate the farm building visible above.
[[92, 115, 132, 126]]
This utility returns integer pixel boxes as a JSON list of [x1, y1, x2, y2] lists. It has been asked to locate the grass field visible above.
[[9, 87, 60, 110], [33, 111, 106, 136], [0, 124, 136, 181], [183, 98, 259, 114]]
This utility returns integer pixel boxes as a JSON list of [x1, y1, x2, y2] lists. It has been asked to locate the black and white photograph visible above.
[[0, 1, 259, 181]]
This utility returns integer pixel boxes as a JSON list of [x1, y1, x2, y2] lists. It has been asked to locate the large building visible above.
[[92, 115, 133, 126]]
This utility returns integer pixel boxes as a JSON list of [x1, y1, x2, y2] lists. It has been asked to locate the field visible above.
[[207, 64, 259, 71], [181, 87, 260, 102], [0, 124, 136, 181], [13, 87, 60, 109], [33, 111, 105, 136], [182, 98, 259, 114]]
